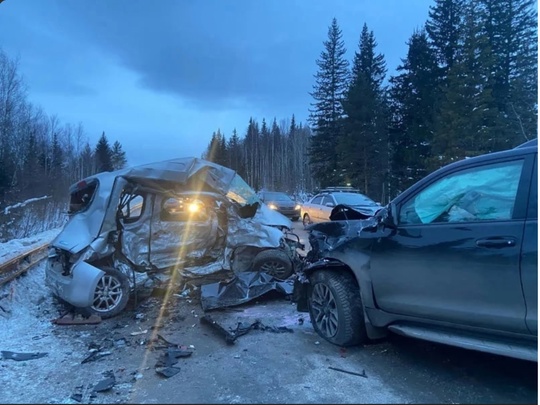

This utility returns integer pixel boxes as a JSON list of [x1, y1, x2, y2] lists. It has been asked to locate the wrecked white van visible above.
[[46, 158, 303, 318]]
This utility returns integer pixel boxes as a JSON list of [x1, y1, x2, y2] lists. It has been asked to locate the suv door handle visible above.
[[475, 237, 516, 248]]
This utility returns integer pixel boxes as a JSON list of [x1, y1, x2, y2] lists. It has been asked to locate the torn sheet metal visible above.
[[200, 271, 294, 311]]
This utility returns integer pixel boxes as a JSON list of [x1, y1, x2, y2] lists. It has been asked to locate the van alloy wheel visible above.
[[83, 266, 130, 319]]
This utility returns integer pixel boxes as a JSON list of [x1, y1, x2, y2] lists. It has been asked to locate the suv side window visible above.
[[399, 159, 525, 225], [311, 196, 323, 205], [322, 195, 335, 207]]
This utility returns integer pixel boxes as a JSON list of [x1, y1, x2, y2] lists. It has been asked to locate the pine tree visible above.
[[110, 140, 127, 170], [308, 18, 350, 187], [340, 23, 388, 199], [80, 142, 93, 178], [94, 132, 113, 173], [389, 28, 440, 193], [202, 130, 228, 166], [227, 128, 243, 176], [243, 118, 260, 189], [426, 0, 466, 76]]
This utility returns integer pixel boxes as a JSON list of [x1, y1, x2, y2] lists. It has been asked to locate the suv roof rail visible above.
[[319, 186, 360, 193], [514, 138, 537, 149]]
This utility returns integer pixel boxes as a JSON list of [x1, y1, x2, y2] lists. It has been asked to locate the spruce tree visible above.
[[340, 23, 388, 199], [389, 28, 440, 193], [426, 0, 466, 76], [227, 129, 243, 176], [308, 18, 349, 187], [479, 0, 537, 142], [94, 132, 113, 173], [110, 140, 127, 170]]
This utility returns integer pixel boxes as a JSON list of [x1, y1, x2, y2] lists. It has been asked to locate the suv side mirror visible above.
[[325, 202, 335, 207], [381, 203, 397, 229]]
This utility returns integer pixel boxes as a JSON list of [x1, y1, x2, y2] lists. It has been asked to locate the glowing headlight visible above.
[[295, 204, 301, 210], [268, 203, 277, 210], [188, 202, 200, 213]]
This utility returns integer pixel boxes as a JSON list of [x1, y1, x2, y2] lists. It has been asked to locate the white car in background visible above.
[[301, 187, 381, 227]]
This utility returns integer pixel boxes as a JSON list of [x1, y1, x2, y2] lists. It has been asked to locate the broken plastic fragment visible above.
[[1, 351, 48, 361]]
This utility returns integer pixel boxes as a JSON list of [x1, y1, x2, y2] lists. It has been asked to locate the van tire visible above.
[[82, 267, 130, 319]]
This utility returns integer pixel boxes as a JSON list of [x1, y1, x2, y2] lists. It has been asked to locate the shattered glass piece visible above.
[[200, 271, 293, 311]]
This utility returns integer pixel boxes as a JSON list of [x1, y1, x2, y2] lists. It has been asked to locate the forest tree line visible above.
[[0, 49, 128, 206], [202, 116, 317, 195], [202, 0, 537, 204]]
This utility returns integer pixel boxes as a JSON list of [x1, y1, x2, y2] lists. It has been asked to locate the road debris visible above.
[[93, 371, 116, 392], [52, 313, 102, 325], [200, 315, 237, 344], [200, 315, 294, 345], [328, 366, 368, 378], [130, 329, 148, 336], [155, 347, 193, 378], [1, 351, 48, 361], [81, 349, 112, 364]]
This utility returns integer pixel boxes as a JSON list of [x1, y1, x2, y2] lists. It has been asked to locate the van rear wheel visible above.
[[83, 267, 130, 319]]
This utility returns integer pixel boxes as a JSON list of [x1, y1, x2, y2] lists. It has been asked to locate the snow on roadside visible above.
[[0, 228, 98, 404], [0, 228, 60, 263]]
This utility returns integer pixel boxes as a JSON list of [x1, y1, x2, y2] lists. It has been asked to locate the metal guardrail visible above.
[[0, 243, 50, 286]]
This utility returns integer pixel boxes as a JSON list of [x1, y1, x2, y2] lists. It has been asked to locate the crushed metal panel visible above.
[[200, 271, 294, 311], [52, 170, 127, 254], [120, 192, 154, 267]]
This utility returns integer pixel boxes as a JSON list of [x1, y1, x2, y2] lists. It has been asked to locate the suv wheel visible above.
[[308, 270, 368, 346], [83, 267, 130, 319], [252, 249, 294, 280]]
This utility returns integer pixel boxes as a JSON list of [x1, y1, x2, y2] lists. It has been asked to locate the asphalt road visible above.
[[124, 221, 537, 404], [1, 221, 536, 404]]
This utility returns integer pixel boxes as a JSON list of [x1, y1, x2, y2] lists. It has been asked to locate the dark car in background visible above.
[[294, 139, 538, 362], [301, 187, 381, 227], [259, 191, 302, 221]]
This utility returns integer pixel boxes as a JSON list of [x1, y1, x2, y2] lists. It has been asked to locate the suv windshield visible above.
[[333, 193, 378, 206]]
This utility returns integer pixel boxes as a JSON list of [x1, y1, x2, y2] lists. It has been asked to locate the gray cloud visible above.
[[1, 0, 432, 115]]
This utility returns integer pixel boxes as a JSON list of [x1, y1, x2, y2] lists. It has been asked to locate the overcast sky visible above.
[[1, 0, 432, 166]]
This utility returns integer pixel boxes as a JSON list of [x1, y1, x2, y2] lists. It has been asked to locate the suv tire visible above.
[[308, 270, 368, 346]]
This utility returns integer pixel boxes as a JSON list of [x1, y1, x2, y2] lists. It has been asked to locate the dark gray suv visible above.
[[294, 140, 537, 361]]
